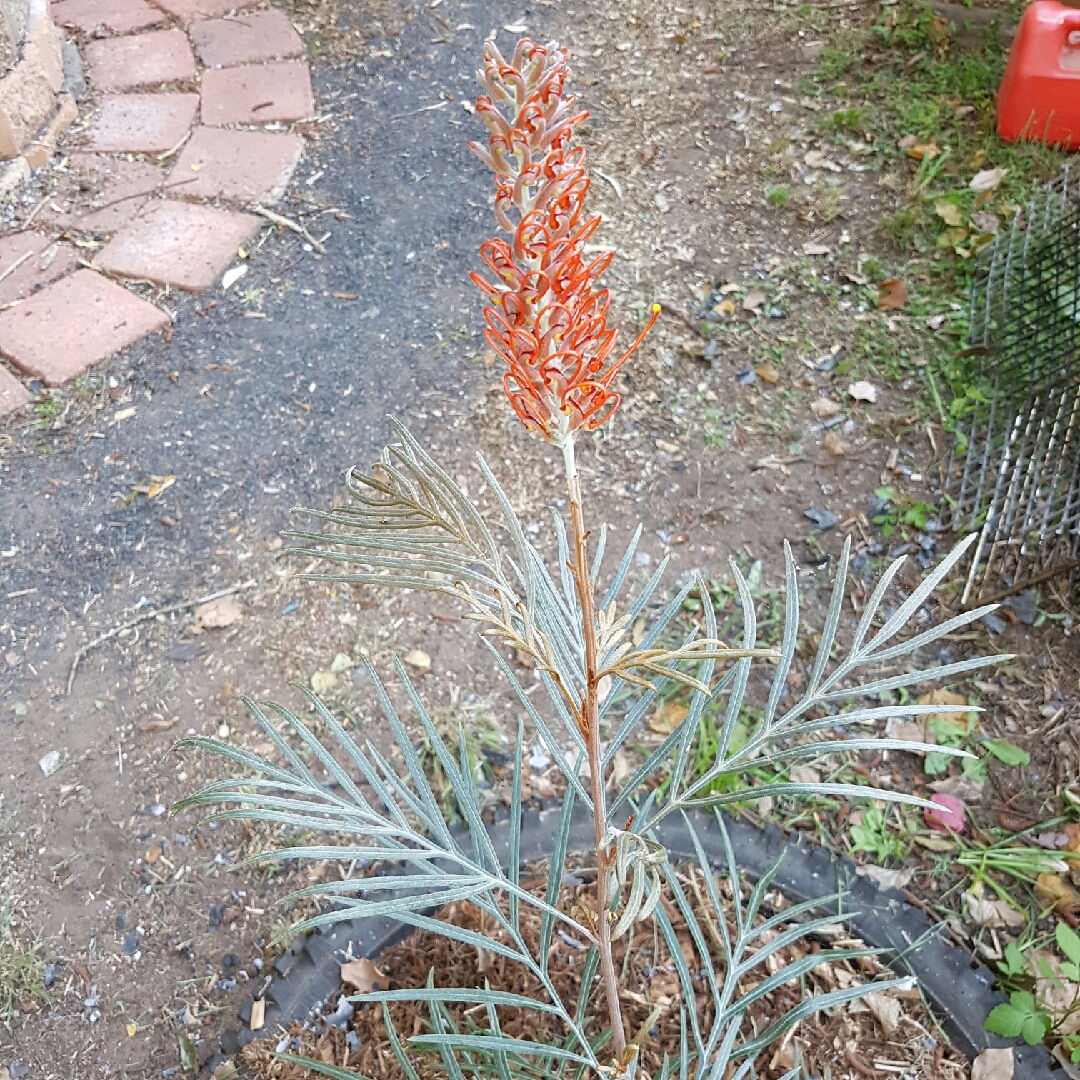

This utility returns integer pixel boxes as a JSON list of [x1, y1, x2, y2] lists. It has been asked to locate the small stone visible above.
[[61, 39, 87, 100], [39, 750, 61, 776], [329, 652, 352, 674], [403, 648, 431, 672], [804, 507, 840, 531], [42, 963, 59, 987]]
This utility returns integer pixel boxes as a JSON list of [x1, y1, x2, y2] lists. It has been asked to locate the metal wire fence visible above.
[[945, 165, 1080, 605]]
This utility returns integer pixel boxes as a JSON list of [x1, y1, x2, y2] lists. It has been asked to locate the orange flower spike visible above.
[[468, 37, 658, 446]]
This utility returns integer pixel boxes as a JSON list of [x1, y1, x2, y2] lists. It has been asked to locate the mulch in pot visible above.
[[241, 862, 969, 1080]]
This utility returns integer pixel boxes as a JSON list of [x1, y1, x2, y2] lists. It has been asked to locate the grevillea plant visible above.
[[178, 38, 1004, 1080]]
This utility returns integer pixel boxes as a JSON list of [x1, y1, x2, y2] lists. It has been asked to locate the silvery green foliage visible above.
[[177, 423, 1003, 1080]]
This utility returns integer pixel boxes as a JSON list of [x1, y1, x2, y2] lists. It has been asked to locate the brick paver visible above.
[[0, 232, 78, 305], [44, 155, 165, 233], [0, 270, 169, 386], [95, 200, 258, 291], [9, 0, 316, 390], [84, 29, 197, 92], [200, 60, 313, 125], [83, 93, 199, 154], [148, 0, 258, 27], [0, 363, 31, 417], [191, 10, 303, 68], [166, 126, 302, 204], [50, 0, 164, 34]]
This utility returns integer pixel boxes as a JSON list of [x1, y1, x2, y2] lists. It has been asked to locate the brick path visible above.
[[0, 0, 311, 409]]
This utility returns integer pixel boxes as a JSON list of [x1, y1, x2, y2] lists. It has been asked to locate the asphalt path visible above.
[[0, 1, 533, 667]]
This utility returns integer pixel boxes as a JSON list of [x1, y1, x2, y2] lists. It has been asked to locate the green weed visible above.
[[849, 806, 908, 863], [766, 184, 790, 207], [0, 903, 46, 1029]]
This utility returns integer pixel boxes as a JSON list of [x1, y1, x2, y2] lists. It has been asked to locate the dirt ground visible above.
[[2, 0, 1078, 1075]]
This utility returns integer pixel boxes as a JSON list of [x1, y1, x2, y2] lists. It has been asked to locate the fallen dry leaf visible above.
[[856, 865, 914, 892], [191, 594, 241, 634], [847, 380, 878, 404], [810, 398, 842, 419], [971, 210, 999, 235], [742, 288, 766, 312], [917, 689, 969, 722], [972, 1049, 1014, 1080], [885, 716, 935, 754], [934, 200, 963, 227], [878, 278, 909, 310], [969, 167, 1007, 193], [650, 701, 689, 735], [404, 648, 432, 672], [905, 142, 938, 161], [865, 991, 901, 1036], [1036, 873, 1080, 914], [146, 475, 176, 500], [963, 889, 1026, 929], [823, 431, 850, 456], [340, 957, 389, 993], [755, 360, 780, 384], [146, 842, 162, 864], [930, 774, 985, 800], [138, 718, 175, 733]]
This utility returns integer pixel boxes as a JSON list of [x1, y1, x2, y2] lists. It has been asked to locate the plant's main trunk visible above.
[[562, 436, 627, 1063]]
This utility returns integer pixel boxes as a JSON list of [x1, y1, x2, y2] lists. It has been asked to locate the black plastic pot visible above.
[[221, 808, 1055, 1079]]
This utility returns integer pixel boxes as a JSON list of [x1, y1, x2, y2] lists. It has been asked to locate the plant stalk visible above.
[[562, 435, 627, 1062]]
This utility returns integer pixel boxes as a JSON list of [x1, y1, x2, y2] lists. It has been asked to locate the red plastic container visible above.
[[997, 0, 1080, 150]]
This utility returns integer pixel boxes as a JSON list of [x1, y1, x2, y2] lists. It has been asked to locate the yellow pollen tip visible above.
[[651, 303, 660, 313]]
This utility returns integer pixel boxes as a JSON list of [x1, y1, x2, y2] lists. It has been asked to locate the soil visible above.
[[0, 0, 1077, 1075], [239, 865, 967, 1080]]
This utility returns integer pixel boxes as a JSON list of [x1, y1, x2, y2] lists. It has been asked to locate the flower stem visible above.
[[561, 434, 627, 1062]]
